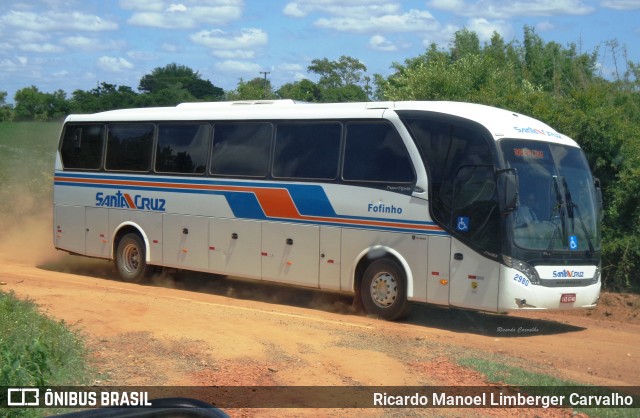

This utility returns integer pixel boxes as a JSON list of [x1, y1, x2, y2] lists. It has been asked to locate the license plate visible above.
[[560, 293, 576, 303]]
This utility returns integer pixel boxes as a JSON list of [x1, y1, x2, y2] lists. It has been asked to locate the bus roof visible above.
[[64, 100, 577, 146]]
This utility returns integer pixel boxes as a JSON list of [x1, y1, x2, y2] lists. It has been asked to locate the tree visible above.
[[14, 86, 47, 120], [277, 79, 322, 102], [138, 83, 196, 107], [0, 91, 12, 121], [307, 56, 370, 101], [70, 82, 139, 113], [308, 56, 367, 88], [44, 89, 70, 120], [138, 63, 223, 101], [226, 77, 277, 100], [13, 86, 71, 120], [450, 28, 480, 61]]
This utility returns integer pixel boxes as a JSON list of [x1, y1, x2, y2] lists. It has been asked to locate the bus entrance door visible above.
[[449, 240, 499, 312], [426, 236, 451, 306]]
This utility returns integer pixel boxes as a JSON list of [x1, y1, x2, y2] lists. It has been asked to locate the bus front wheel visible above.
[[360, 259, 410, 320], [115, 233, 152, 283]]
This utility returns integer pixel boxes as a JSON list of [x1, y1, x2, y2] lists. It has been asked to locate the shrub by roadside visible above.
[[1, 289, 93, 416]]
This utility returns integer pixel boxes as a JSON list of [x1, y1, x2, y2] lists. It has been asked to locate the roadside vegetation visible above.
[[0, 290, 93, 417], [457, 355, 638, 418]]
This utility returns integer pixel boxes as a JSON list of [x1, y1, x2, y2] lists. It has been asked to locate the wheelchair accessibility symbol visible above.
[[569, 235, 579, 250], [457, 216, 470, 232]]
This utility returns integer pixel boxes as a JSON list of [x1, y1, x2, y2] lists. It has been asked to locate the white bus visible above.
[[54, 100, 602, 320]]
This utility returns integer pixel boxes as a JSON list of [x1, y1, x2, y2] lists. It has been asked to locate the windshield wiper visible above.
[[546, 176, 567, 252]]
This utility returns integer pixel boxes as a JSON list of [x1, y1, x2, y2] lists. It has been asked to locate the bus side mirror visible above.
[[594, 178, 603, 220], [498, 169, 518, 213]]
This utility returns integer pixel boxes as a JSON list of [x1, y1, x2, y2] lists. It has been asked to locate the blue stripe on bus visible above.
[[54, 173, 449, 236]]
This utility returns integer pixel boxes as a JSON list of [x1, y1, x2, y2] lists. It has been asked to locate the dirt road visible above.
[[1, 245, 639, 417]]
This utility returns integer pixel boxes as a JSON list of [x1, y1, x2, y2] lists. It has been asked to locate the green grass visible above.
[[0, 290, 93, 417], [0, 123, 92, 417], [0, 122, 60, 228], [457, 355, 639, 418]]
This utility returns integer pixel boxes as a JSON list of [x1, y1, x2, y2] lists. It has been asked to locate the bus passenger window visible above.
[[211, 123, 272, 177], [155, 123, 210, 174], [343, 122, 415, 183], [272, 122, 341, 180], [60, 124, 104, 170], [105, 124, 154, 172]]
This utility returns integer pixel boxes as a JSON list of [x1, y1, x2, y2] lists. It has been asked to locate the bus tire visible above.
[[115, 233, 151, 283], [360, 259, 410, 320]]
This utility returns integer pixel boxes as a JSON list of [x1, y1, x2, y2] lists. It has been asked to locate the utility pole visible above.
[[259, 71, 270, 98]]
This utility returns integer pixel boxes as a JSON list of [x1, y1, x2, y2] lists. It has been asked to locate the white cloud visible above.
[[283, 1, 439, 34], [97, 56, 134, 72], [536, 21, 555, 31], [276, 63, 304, 72], [210, 50, 257, 59], [166, 3, 187, 13], [127, 51, 157, 61], [315, 9, 439, 33], [214, 60, 262, 74], [466, 18, 510, 41], [124, 0, 243, 29], [0, 58, 24, 72], [190, 28, 268, 51], [427, 0, 594, 18], [119, 0, 166, 11], [283, 2, 306, 17], [20, 43, 64, 53], [161, 43, 182, 52], [601, 0, 640, 10], [0, 10, 118, 32], [369, 35, 397, 51], [61, 36, 125, 51], [284, 0, 400, 18], [421, 23, 460, 48], [14, 31, 49, 43]]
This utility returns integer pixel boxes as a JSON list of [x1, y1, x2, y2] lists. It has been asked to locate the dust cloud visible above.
[[0, 164, 60, 266], [0, 129, 356, 314]]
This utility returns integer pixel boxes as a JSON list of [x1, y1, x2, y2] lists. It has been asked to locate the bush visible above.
[[0, 290, 92, 387]]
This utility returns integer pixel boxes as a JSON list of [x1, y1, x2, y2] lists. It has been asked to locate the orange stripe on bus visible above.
[[54, 176, 444, 232]]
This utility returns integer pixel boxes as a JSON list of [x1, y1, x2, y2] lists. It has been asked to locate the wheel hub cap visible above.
[[370, 272, 397, 308]]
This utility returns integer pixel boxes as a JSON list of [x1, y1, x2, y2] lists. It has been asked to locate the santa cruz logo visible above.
[[552, 269, 585, 278], [96, 191, 165, 212]]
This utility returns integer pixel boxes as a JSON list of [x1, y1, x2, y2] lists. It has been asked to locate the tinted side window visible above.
[[402, 114, 500, 255], [155, 123, 210, 174], [406, 119, 494, 226], [343, 122, 415, 183], [106, 124, 154, 172], [60, 124, 104, 170], [273, 123, 341, 180], [211, 123, 272, 177]]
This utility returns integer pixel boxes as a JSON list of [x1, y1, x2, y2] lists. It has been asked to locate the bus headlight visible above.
[[592, 265, 601, 285], [503, 255, 541, 285]]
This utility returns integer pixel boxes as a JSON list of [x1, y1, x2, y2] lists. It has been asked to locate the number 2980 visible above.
[[513, 273, 530, 287]]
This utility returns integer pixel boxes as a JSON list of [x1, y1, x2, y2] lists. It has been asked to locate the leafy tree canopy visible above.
[[138, 63, 224, 101]]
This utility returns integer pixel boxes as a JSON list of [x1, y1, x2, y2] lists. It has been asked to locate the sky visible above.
[[1, 0, 639, 103]]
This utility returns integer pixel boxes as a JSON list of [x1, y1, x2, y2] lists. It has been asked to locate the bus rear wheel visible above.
[[115, 233, 152, 283], [360, 259, 410, 320]]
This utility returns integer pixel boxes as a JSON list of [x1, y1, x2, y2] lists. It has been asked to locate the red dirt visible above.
[[1, 231, 638, 417]]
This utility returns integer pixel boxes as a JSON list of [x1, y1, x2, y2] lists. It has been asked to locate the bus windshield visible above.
[[500, 139, 601, 253]]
